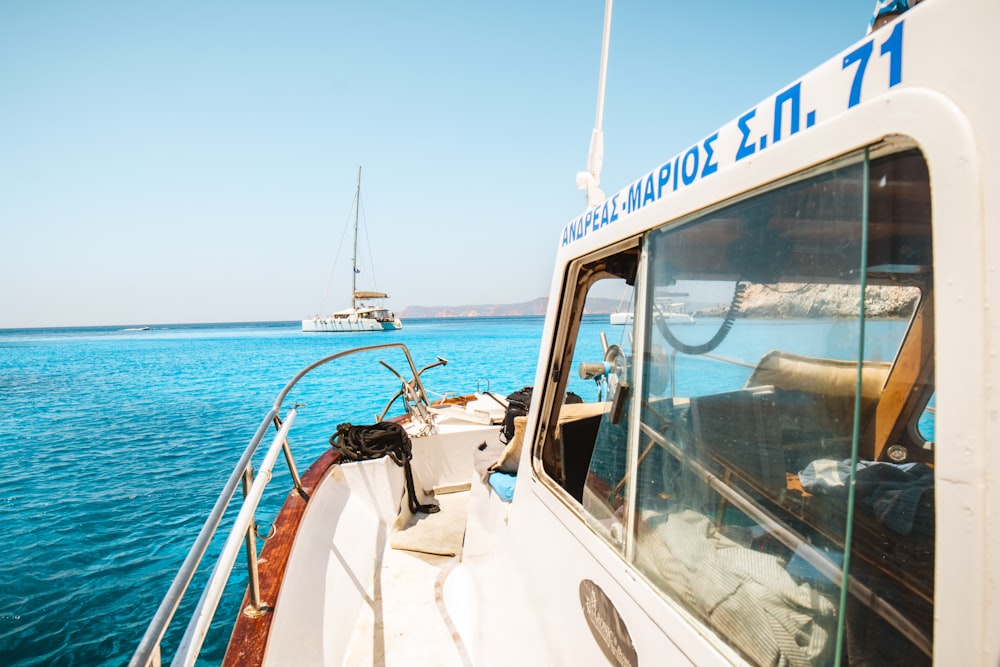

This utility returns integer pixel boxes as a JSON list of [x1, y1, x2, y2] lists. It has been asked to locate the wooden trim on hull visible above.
[[222, 447, 341, 667]]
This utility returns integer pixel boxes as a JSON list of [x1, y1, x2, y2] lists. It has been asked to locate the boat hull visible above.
[[610, 312, 694, 325], [301, 317, 402, 332]]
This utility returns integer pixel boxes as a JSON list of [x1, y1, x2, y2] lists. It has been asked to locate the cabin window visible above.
[[916, 391, 935, 443], [538, 244, 641, 553], [537, 147, 934, 665], [628, 148, 934, 665]]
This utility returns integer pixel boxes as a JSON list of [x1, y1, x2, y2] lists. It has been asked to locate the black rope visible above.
[[330, 422, 439, 514]]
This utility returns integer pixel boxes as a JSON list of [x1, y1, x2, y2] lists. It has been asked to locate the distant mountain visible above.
[[400, 297, 621, 319]]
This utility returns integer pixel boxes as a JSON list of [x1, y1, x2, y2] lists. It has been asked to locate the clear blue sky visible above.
[[0, 1, 875, 328]]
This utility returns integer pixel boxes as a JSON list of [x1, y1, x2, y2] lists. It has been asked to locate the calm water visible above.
[[0, 318, 556, 666], [0, 315, 926, 665]]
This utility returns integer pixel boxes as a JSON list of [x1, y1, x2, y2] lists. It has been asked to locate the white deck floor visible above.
[[342, 490, 471, 666]]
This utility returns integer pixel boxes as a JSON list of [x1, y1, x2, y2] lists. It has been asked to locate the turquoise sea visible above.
[[0, 315, 928, 666], [0, 318, 557, 666]]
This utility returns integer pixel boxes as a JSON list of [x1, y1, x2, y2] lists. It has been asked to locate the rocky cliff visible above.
[[697, 283, 919, 319], [402, 285, 919, 320], [399, 297, 620, 318]]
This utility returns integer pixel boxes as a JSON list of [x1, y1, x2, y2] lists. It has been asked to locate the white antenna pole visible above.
[[577, 0, 612, 208]]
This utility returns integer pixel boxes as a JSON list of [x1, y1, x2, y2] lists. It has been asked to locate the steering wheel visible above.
[[603, 344, 630, 424], [603, 345, 627, 401]]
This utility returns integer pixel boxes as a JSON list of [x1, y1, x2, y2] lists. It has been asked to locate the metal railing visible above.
[[130, 343, 428, 667]]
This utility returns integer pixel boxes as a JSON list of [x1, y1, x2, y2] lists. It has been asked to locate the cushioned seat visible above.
[[746, 350, 890, 412]]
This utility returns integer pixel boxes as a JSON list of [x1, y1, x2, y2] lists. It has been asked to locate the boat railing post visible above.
[[240, 466, 265, 616], [273, 414, 308, 501], [128, 406, 279, 667]]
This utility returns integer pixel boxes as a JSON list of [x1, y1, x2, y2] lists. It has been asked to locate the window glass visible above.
[[917, 391, 935, 443], [540, 257, 639, 551], [630, 150, 933, 665]]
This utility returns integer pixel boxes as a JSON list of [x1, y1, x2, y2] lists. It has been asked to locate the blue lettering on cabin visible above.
[[627, 180, 641, 213], [681, 147, 699, 186], [843, 41, 873, 108], [843, 21, 903, 108], [658, 163, 671, 198], [701, 133, 719, 177], [559, 22, 906, 247], [773, 82, 802, 144], [559, 194, 623, 245], [643, 174, 656, 206], [881, 21, 904, 87], [563, 134, 735, 244], [736, 109, 757, 161]]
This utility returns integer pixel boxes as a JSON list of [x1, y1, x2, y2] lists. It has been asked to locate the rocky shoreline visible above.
[[696, 283, 920, 319], [400, 284, 919, 319]]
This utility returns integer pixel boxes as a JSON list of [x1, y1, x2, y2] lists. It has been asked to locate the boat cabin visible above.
[[475, 1, 995, 664]]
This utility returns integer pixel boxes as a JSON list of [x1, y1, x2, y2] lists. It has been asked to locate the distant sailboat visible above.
[[302, 167, 403, 333]]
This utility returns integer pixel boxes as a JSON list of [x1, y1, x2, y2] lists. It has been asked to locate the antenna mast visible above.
[[576, 0, 612, 208]]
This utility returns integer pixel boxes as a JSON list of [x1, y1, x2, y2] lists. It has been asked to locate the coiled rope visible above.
[[330, 421, 439, 514]]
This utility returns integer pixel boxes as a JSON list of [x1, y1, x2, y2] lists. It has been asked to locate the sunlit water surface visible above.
[[0, 315, 927, 665]]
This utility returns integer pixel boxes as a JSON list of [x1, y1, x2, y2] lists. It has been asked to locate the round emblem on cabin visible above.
[[578, 579, 638, 667]]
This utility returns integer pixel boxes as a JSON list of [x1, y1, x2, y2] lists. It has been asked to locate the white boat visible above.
[[612, 300, 694, 326], [302, 301, 402, 332], [302, 167, 403, 333], [134, 1, 1000, 664]]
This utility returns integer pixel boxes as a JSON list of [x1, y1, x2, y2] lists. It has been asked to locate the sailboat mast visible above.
[[351, 166, 361, 309]]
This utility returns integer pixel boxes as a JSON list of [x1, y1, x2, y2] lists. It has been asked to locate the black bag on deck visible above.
[[498, 387, 584, 444], [499, 387, 532, 445]]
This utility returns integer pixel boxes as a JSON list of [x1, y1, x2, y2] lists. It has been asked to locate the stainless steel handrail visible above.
[[129, 343, 428, 667], [174, 409, 298, 666], [129, 407, 278, 667]]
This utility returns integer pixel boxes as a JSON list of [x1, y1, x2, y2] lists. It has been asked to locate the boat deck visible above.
[[342, 489, 471, 666]]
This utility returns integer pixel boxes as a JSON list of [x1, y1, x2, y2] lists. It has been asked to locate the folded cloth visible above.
[[799, 459, 934, 535], [637, 510, 836, 667]]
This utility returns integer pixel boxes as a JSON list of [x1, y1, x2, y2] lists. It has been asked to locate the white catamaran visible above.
[[135, 0, 1000, 664], [302, 167, 403, 333]]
